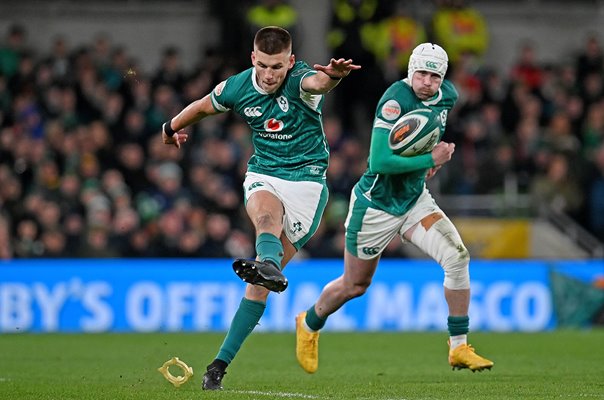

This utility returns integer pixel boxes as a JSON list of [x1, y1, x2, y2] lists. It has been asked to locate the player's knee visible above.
[[350, 281, 371, 298], [344, 278, 371, 299], [442, 245, 470, 290], [254, 212, 276, 231], [413, 216, 470, 290]]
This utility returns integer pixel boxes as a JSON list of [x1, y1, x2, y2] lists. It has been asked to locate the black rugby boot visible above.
[[232, 259, 288, 292], [202, 360, 227, 390]]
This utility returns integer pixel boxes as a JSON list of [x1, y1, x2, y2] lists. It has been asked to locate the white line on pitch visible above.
[[230, 390, 321, 399]]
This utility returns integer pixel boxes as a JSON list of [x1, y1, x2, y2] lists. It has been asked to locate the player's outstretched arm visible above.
[[302, 58, 361, 94], [162, 94, 219, 148]]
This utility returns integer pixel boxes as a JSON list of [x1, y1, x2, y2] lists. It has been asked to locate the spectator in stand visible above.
[[13, 215, 43, 258], [326, 0, 391, 135], [430, 0, 489, 68], [513, 116, 542, 191], [40, 229, 68, 258], [368, 4, 426, 83], [541, 111, 581, 157], [585, 143, 604, 240], [0, 167, 23, 218], [246, 0, 298, 44], [0, 215, 14, 259], [0, 24, 29, 79], [115, 142, 151, 194], [199, 213, 232, 258], [152, 46, 187, 93], [530, 153, 584, 218], [510, 41, 545, 94], [576, 34, 603, 88], [145, 161, 191, 212], [579, 69, 604, 110], [582, 100, 604, 159], [46, 36, 72, 82], [75, 226, 120, 258]]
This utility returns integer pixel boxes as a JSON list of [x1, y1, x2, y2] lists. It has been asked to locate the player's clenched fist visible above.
[[162, 122, 188, 149], [431, 141, 455, 166]]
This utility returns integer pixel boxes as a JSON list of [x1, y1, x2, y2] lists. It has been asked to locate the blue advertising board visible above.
[[1, 259, 602, 333]]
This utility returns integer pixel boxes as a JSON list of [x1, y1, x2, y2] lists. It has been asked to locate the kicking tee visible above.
[[355, 79, 458, 215], [211, 61, 328, 183]]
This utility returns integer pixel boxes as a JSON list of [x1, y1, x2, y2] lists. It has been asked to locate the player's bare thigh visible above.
[[343, 249, 380, 287], [245, 190, 285, 237]]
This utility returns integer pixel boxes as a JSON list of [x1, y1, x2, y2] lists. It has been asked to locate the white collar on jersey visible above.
[[251, 68, 270, 95], [402, 77, 443, 106]]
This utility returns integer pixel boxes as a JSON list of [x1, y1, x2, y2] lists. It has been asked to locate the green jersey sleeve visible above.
[[368, 83, 435, 174], [369, 128, 435, 174], [210, 76, 237, 112], [284, 61, 322, 112]]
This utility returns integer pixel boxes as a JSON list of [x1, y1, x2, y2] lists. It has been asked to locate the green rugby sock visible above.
[[216, 298, 266, 364], [305, 304, 327, 331], [256, 232, 284, 270], [447, 315, 469, 336]]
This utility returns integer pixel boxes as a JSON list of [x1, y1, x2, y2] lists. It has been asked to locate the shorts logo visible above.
[[244, 107, 263, 117], [264, 118, 284, 132], [381, 100, 401, 121], [247, 181, 264, 191], [290, 221, 303, 234], [362, 246, 380, 256], [276, 96, 289, 112]]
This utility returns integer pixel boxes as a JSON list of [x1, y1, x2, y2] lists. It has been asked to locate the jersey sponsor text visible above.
[[258, 132, 293, 140]]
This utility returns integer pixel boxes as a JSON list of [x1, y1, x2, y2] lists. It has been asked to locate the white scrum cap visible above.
[[408, 43, 448, 79]]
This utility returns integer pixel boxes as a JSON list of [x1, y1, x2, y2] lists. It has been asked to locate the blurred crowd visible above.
[[0, 0, 603, 260]]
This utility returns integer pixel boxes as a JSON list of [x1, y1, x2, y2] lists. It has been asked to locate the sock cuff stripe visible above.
[[257, 232, 282, 244]]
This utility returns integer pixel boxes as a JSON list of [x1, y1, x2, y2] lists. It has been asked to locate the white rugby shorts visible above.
[[243, 172, 328, 249], [345, 187, 445, 259]]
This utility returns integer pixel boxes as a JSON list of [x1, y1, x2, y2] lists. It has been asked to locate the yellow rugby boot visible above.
[[296, 312, 319, 373], [448, 341, 494, 372]]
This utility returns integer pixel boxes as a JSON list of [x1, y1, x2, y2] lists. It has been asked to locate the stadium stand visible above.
[[0, 1, 602, 259]]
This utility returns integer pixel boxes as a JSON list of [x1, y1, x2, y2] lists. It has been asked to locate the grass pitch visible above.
[[1, 330, 603, 400]]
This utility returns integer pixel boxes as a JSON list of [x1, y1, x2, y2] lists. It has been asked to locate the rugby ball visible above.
[[388, 109, 441, 156]]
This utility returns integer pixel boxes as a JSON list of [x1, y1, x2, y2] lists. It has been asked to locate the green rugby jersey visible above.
[[211, 61, 329, 182], [355, 78, 458, 215]]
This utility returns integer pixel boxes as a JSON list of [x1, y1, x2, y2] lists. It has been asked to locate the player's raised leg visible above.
[[233, 189, 288, 292]]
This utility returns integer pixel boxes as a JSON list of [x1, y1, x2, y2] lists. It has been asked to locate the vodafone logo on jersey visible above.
[[263, 118, 284, 132]]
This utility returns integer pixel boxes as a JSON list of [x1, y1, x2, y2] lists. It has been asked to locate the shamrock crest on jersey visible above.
[[277, 96, 289, 112]]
